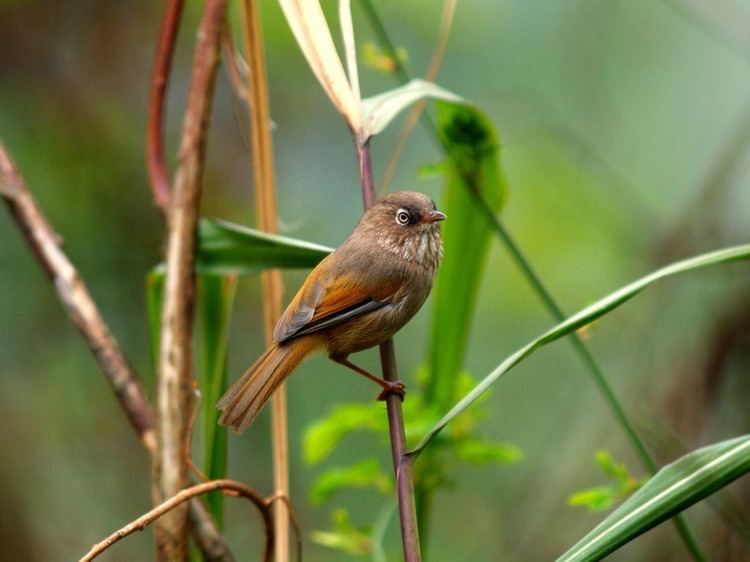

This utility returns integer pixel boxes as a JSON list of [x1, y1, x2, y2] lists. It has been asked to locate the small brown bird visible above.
[[218, 191, 445, 433]]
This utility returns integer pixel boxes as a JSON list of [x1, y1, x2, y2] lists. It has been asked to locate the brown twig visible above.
[[0, 143, 158, 454], [79, 480, 274, 562], [189, 500, 238, 562], [147, 0, 185, 213], [154, 0, 227, 558], [355, 140, 422, 562], [267, 493, 303, 562], [377, 0, 457, 196], [222, 29, 249, 101], [238, 2, 290, 560]]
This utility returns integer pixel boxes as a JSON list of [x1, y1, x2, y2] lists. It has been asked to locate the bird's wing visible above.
[[273, 260, 399, 344]]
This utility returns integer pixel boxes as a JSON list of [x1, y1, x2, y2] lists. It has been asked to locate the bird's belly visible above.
[[325, 300, 414, 357]]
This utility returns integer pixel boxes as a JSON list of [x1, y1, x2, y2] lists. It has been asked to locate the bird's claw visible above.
[[377, 381, 406, 402]]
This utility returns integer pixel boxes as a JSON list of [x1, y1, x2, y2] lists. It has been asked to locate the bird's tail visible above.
[[218, 338, 317, 433]]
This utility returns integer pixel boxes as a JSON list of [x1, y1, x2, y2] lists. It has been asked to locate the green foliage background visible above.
[[1, 1, 749, 560]]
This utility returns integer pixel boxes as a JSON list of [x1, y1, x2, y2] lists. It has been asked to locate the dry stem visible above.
[[147, 0, 185, 213], [79, 480, 273, 562], [0, 142, 235, 558], [155, 0, 227, 558], [238, 2, 290, 560], [0, 143, 157, 454]]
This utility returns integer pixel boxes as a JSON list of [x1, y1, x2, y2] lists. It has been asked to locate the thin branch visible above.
[[238, 2, 290, 561], [267, 493, 303, 562], [189, 500, 238, 562], [378, 0, 457, 195], [0, 143, 157, 454], [155, 0, 227, 558], [80, 480, 274, 562], [0, 143, 236, 560], [222, 29, 249, 101], [355, 140, 422, 562], [147, 0, 185, 213]]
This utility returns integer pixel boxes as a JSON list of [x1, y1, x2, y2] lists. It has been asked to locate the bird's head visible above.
[[357, 191, 445, 271]]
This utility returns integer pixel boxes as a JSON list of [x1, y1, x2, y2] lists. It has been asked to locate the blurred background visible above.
[[1, 0, 750, 560]]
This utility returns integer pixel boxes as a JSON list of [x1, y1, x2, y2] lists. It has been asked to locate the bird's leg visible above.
[[332, 356, 406, 401]]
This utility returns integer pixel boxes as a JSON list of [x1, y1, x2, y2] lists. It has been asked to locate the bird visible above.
[[218, 191, 445, 433]]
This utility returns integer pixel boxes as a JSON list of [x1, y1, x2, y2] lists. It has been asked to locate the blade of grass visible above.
[[410, 242, 750, 454], [198, 274, 238, 528], [557, 435, 750, 562]]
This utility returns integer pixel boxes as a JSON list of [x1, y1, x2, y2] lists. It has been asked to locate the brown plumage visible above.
[[218, 191, 445, 433]]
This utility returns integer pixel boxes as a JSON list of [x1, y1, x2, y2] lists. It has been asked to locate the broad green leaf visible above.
[[557, 435, 750, 562], [361, 79, 463, 137], [304, 403, 386, 465], [310, 458, 392, 505], [410, 243, 750, 456], [159, 218, 331, 276], [425, 102, 507, 411], [198, 274, 237, 527]]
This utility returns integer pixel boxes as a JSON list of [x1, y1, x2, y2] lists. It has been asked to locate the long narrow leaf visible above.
[[557, 435, 750, 562], [410, 243, 750, 455], [151, 218, 331, 276], [198, 274, 238, 527], [425, 102, 507, 409], [361, 79, 463, 137], [277, 0, 362, 131]]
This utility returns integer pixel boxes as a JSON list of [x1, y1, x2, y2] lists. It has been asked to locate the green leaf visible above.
[[159, 218, 330, 276], [361, 79, 463, 137], [596, 450, 629, 482], [311, 509, 373, 556], [410, 243, 750, 456], [557, 435, 750, 562], [454, 439, 523, 465], [197, 274, 237, 527], [303, 403, 386, 465], [425, 101, 507, 411], [309, 458, 392, 505], [145, 271, 164, 371], [568, 486, 619, 512]]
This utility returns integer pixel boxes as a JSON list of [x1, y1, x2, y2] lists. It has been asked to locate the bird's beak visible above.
[[426, 210, 446, 223]]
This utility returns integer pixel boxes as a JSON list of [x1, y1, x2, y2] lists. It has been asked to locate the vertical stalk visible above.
[[238, 2, 289, 561], [155, 0, 227, 559], [355, 139, 422, 562]]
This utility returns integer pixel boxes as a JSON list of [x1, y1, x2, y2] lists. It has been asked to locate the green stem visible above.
[[472, 202, 705, 561], [360, 2, 707, 560]]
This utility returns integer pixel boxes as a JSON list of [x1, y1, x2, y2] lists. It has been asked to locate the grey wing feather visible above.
[[276, 299, 386, 343]]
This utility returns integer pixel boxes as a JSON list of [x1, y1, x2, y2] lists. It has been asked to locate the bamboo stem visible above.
[[238, 2, 289, 560], [355, 140, 422, 562]]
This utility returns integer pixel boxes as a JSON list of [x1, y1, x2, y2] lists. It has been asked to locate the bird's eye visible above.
[[395, 209, 410, 225]]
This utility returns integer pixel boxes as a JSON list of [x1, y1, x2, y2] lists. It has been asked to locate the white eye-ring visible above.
[[395, 209, 410, 225]]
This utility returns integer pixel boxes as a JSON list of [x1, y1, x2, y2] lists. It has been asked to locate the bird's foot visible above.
[[377, 380, 406, 402]]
